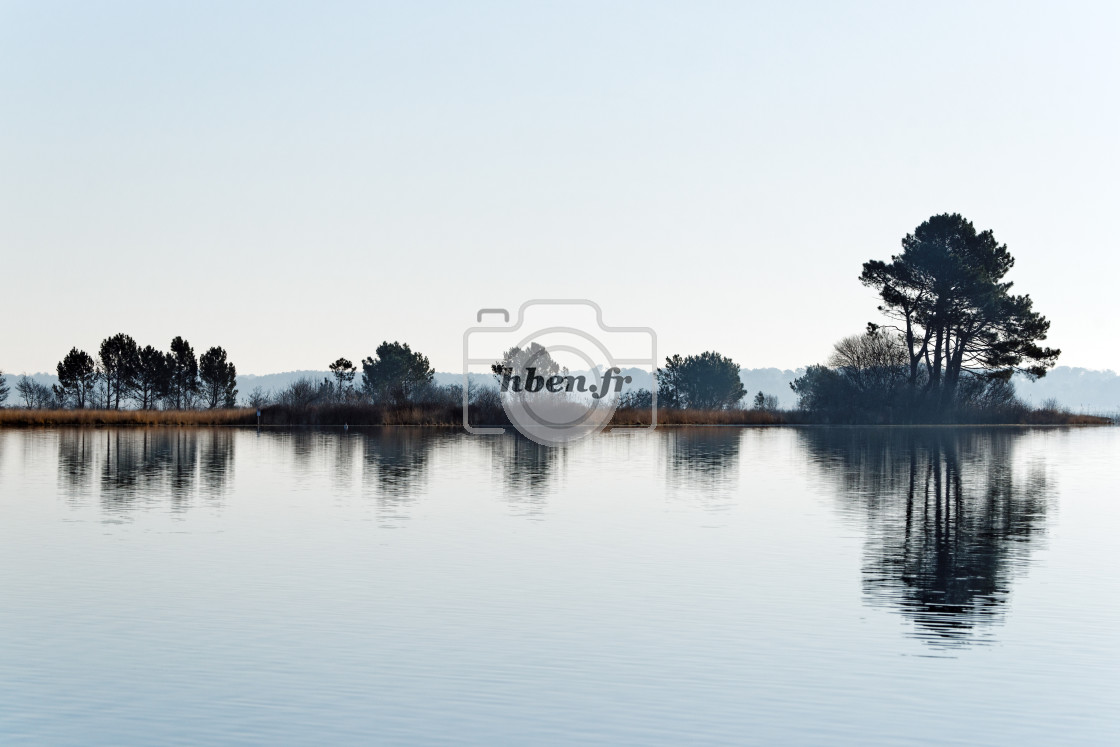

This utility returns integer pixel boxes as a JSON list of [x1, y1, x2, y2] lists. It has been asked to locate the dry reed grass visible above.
[[609, 408, 787, 426]]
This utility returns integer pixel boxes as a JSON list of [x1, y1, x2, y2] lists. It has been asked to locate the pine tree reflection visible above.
[[55, 428, 235, 514], [198, 429, 235, 498], [800, 427, 1051, 646], [362, 428, 440, 523], [57, 429, 97, 497], [100, 429, 142, 512], [662, 428, 742, 501], [485, 435, 563, 516], [163, 430, 201, 504]]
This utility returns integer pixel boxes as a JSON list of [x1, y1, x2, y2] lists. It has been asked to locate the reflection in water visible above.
[[198, 430, 235, 498], [484, 435, 564, 516], [57, 430, 97, 495], [56, 429, 234, 515], [662, 428, 742, 503], [800, 428, 1052, 646], [45, 426, 1053, 646], [330, 431, 359, 493], [363, 429, 442, 523]]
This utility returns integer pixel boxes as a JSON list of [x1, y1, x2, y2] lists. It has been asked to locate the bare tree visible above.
[[15, 376, 53, 409], [828, 328, 909, 399], [275, 377, 326, 408], [245, 386, 271, 409]]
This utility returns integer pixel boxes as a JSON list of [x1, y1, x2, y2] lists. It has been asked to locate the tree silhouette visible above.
[[135, 345, 170, 410], [657, 351, 745, 409], [0, 369, 9, 406], [55, 348, 99, 409], [490, 342, 563, 397], [15, 376, 53, 408], [99, 333, 141, 410], [861, 213, 1059, 404], [752, 391, 779, 411], [167, 337, 199, 409], [361, 341, 434, 405], [199, 346, 238, 409], [328, 357, 356, 400], [246, 386, 270, 409]]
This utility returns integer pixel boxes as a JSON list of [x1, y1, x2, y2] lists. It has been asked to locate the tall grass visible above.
[[610, 408, 787, 426], [261, 403, 463, 426]]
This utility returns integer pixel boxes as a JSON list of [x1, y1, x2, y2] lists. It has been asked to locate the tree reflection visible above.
[[484, 435, 563, 516], [198, 430, 234, 498], [57, 429, 97, 496], [800, 427, 1052, 646], [662, 428, 742, 496], [362, 428, 442, 523], [56, 428, 234, 514]]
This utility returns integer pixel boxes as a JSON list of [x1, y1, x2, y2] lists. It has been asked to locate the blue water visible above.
[[1, 426, 1117, 745]]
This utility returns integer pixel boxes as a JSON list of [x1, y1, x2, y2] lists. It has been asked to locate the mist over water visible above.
[[1, 426, 1117, 744]]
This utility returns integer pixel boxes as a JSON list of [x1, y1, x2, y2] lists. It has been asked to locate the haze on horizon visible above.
[[2, 1, 1118, 376]]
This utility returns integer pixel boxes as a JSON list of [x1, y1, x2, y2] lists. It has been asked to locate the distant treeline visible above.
[[0, 214, 1111, 426], [0, 337, 786, 422]]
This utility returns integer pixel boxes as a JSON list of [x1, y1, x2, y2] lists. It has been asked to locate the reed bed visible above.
[[610, 408, 787, 426], [262, 403, 463, 426]]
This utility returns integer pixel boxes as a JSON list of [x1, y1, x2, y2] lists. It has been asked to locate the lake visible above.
[[1, 426, 1117, 745]]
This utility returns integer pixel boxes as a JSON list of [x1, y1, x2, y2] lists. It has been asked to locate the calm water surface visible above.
[[1, 426, 1117, 745]]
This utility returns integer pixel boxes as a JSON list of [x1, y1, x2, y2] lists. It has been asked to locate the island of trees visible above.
[[0, 214, 1109, 426]]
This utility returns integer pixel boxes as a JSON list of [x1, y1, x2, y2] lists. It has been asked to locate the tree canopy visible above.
[[99, 333, 141, 410], [199, 346, 238, 409], [657, 351, 745, 409], [167, 336, 200, 409], [860, 213, 1059, 403], [361, 341, 434, 405], [329, 357, 357, 399], [55, 347, 99, 409]]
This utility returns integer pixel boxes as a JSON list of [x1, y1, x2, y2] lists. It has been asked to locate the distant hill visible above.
[[1011, 367, 1120, 413], [3, 366, 1117, 413], [739, 368, 803, 409], [238, 370, 334, 394]]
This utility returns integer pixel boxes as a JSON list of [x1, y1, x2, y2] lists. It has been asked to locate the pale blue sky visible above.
[[2, 1, 1117, 374]]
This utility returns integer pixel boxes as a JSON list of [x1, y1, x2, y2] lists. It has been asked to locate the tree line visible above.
[[1, 214, 1059, 421], [254, 341, 774, 414], [0, 335, 237, 410], [247, 342, 446, 411], [1, 336, 779, 415]]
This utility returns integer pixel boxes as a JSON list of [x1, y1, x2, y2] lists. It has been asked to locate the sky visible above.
[[2, 1, 1118, 375]]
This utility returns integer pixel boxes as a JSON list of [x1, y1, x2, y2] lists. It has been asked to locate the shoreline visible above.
[[0, 407, 1111, 428]]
